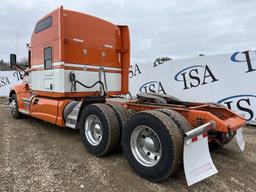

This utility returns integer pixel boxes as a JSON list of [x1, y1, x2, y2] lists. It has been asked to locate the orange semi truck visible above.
[[7, 6, 246, 186]]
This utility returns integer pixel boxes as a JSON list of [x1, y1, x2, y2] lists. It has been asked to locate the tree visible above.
[[0, 59, 4, 65]]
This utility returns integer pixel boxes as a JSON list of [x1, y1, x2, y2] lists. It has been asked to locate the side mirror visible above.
[[10, 54, 17, 68]]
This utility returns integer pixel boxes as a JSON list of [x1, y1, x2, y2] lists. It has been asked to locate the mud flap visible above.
[[236, 128, 245, 152], [183, 121, 218, 186]]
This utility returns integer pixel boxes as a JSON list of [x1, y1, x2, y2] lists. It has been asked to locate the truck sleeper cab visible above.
[[8, 6, 246, 186]]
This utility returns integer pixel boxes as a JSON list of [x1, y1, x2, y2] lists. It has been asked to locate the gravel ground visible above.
[[0, 98, 256, 192]]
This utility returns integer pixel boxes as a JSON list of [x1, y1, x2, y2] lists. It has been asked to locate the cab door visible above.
[[43, 47, 54, 91]]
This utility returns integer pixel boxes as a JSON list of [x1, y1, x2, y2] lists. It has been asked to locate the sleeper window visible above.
[[44, 47, 52, 70], [34, 16, 52, 33]]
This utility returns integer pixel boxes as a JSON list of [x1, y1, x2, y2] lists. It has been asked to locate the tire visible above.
[[156, 109, 192, 137], [79, 103, 120, 156], [209, 141, 223, 150], [128, 109, 136, 116], [122, 110, 183, 181], [209, 132, 234, 150], [9, 94, 22, 119], [148, 93, 181, 103], [107, 103, 130, 149]]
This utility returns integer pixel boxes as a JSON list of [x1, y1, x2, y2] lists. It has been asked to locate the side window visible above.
[[28, 50, 31, 68], [34, 16, 52, 33], [44, 47, 52, 70]]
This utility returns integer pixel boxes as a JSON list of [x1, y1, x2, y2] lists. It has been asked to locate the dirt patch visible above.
[[0, 98, 256, 191]]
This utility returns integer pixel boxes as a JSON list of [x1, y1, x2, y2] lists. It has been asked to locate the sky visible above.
[[0, 0, 256, 63]]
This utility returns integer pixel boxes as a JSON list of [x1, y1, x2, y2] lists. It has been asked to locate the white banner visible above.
[[129, 50, 256, 125], [0, 71, 22, 97]]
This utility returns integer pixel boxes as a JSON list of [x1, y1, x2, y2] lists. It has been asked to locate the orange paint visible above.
[[30, 6, 129, 98], [9, 6, 246, 135], [124, 102, 246, 133]]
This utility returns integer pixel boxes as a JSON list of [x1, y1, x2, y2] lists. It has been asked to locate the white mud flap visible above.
[[184, 121, 218, 186], [236, 128, 245, 152]]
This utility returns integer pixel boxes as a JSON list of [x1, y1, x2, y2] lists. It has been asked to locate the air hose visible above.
[[69, 71, 106, 96]]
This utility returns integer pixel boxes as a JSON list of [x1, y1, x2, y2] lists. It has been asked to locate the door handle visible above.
[[33, 98, 39, 105]]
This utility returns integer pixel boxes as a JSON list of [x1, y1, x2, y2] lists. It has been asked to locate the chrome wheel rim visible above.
[[130, 126, 162, 167], [85, 115, 103, 146], [9, 99, 17, 116]]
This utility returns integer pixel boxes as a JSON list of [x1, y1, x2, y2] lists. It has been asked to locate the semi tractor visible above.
[[6, 6, 246, 186]]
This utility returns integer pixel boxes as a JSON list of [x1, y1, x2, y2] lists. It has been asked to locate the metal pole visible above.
[[16, 30, 19, 60]]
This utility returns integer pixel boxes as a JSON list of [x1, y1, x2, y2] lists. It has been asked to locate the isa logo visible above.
[[218, 94, 256, 121], [139, 81, 166, 94], [174, 65, 219, 90], [0, 76, 11, 88], [129, 64, 142, 78], [231, 50, 256, 73]]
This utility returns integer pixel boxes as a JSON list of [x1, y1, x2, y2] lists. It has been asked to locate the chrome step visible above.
[[21, 97, 31, 108], [64, 101, 81, 129], [65, 121, 76, 129], [67, 114, 77, 121], [18, 109, 30, 115], [21, 98, 31, 103], [65, 116, 77, 129]]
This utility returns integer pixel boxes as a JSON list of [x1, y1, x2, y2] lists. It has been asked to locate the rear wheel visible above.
[[122, 110, 183, 181], [107, 103, 130, 149], [79, 103, 120, 156], [9, 94, 22, 119], [156, 109, 192, 137], [209, 132, 235, 150]]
